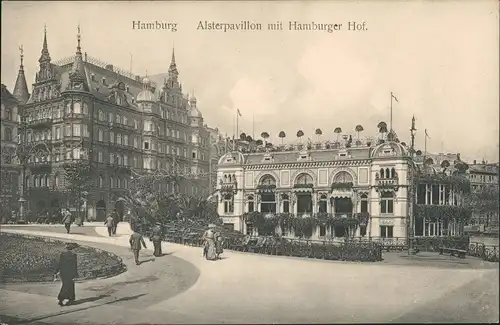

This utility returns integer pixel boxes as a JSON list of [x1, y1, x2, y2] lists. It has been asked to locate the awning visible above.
[[330, 190, 353, 198]]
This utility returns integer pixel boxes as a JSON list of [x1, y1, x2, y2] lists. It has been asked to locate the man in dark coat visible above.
[[111, 209, 119, 235], [129, 231, 147, 265], [151, 222, 163, 257], [54, 243, 78, 306], [62, 209, 72, 234]]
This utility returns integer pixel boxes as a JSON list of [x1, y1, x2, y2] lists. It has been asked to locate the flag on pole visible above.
[[237, 109, 242, 117], [391, 93, 399, 103], [425, 129, 431, 139]]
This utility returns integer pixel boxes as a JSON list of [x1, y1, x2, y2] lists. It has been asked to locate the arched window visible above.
[[35, 175, 41, 187], [98, 152, 103, 162], [4, 128, 12, 141], [99, 110, 105, 121], [98, 129, 103, 141], [319, 194, 328, 213], [115, 114, 121, 124], [380, 192, 394, 214], [123, 155, 128, 166], [247, 195, 255, 213], [117, 154, 122, 165], [295, 173, 313, 185], [109, 177, 114, 188], [123, 178, 128, 189], [259, 175, 276, 213], [333, 171, 353, 183], [117, 178, 121, 188], [5, 108, 12, 120], [73, 101, 81, 114], [54, 174, 60, 187], [117, 133, 122, 145], [360, 194, 369, 213], [45, 174, 50, 187], [281, 194, 290, 213], [390, 168, 396, 179], [380, 168, 385, 178], [98, 176, 103, 188], [123, 116, 128, 126]]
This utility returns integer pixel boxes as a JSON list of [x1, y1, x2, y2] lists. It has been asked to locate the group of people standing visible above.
[[104, 209, 120, 236], [202, 224, 224, 260]]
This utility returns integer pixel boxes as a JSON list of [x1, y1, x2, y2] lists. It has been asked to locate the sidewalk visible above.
[[1, 227, 498, 324]]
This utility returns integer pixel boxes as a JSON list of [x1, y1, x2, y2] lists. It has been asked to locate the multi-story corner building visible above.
[[468, 160, 499, 230], [0, 85, 22, 210], [215, 133, 416, 239], [11, 26, 218, 220]]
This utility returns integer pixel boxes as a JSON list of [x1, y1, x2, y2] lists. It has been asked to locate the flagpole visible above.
[[236, 109, 239, 141], [252, 112, 255, 139], [424, 129, 427, 161], [390, 92, 393, 132]]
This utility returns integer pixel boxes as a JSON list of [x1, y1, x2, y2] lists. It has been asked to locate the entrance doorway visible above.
[[332, 197, 353, 237], [96, 200, 106, 221]]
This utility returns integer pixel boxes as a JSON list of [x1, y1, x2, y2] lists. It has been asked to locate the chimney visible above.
[[473, 160, 476, 164]]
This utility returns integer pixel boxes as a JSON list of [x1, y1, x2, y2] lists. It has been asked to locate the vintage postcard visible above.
[[1, 1, 498, 324]]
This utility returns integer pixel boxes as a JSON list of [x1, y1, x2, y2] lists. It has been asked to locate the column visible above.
[[256, 194, 261, 212], [275, 192, 280, 213], [312, 192, 317, 213]]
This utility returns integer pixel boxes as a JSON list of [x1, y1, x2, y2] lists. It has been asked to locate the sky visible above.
[[2, 1, 499, 163]]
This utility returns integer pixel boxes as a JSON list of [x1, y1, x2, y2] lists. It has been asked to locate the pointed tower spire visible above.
[[39, 24, 51, 63], [13, 45, 30, 104], [69, 24, 87, 90]]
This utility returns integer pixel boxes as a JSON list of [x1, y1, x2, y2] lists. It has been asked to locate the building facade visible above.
[[216, 137, 416, 239], [0, 85, 22, 215], [10, 26, 218, 220]]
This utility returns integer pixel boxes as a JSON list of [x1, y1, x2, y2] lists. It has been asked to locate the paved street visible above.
[[0, 225, 498, 324]]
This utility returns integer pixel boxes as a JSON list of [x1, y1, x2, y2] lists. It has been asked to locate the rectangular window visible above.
[[319, 225, 326, 237], [380, 226, 394, 238], [72, 124, 81, 136], [248, 201, 254, 212], [109, 132, 114, 143], [380, 198, 394, 214], [246, 224, 253, 235], [281, 201, 289, 213], [361, 200, 368, 213], [144, 141, 149, 150], [55, 127, 61, 139], [124, 135, 129, 146], [65, 125, 71, 137]]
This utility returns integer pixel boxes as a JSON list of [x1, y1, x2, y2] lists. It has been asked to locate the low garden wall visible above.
[[0, 233, 127, 283]]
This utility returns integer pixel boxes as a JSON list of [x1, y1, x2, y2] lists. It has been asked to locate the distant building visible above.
[[8, 26, 221, 220], [467, 160, 499, 230]]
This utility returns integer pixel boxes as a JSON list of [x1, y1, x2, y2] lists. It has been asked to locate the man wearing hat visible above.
[[151, 221, 163, 257], [129, 231, 147, 265], [54, 242, 79, 306]]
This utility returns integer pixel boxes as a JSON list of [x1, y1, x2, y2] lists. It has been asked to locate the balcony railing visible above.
[[375, 177, 399, 186]]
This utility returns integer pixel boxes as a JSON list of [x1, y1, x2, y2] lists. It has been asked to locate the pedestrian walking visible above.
[[62, 209, 72, 234], [111, 209, 119, 235], [151, 222, 163, 257], [129, 231, 147, 265], [54, 242, 79, 306], [104, 214, 114, 236]]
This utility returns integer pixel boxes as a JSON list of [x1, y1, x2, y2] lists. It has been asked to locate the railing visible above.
[[135, 221, 382, 262], [347, 236, 499, 262], [375, 178, 399, 186]]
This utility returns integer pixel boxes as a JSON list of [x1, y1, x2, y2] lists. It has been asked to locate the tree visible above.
[[377, 121, 388, 139], [278, 131, 286, 145], [315, 128, 322, 142], [63, 160, 94, 220], [261, 132, 270, 146], [296, 130, 304, 143], [0, 170, 17, 222], [239, 132, 247, 141], [334, 127, 342, 142], [441, 160, 450, 172], [255, 139, 263, 146], [355, 125, 364, 141], [245, 135, 253, 142]]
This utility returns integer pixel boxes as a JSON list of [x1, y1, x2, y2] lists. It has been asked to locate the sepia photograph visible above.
[[0, 0, 499, 324]]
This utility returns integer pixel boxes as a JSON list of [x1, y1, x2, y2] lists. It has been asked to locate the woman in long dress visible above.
[[202, 224, 217, 261], [215, 231, 224, 259]]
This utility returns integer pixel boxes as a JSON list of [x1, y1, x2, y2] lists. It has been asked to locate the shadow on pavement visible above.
[[8, 294, 147, 324], [70, 294, 110, 306]]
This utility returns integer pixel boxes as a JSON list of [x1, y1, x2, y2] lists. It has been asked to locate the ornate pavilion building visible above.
[[215, 125, 471, 241], [9, 26, 222, 221]]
